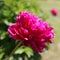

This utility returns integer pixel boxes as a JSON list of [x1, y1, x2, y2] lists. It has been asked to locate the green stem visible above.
[[6, 41, 21, 60]]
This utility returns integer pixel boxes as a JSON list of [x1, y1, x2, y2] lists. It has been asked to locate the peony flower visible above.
[[51, 9, 58, 16], [8, 12, 54, 52]]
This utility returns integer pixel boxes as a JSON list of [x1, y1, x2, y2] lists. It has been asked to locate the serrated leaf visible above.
[[0, 31, 7, 40], [15, 46, 24, 54], [24, 47, 33, 57]]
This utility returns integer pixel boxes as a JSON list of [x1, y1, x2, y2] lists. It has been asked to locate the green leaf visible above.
[[15, 46, 24, 54], [24, 47, 33, 58]]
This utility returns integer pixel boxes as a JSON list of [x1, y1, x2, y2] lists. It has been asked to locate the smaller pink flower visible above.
[[51, 9, 58, 16]]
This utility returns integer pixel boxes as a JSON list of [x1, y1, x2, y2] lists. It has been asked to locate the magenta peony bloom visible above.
[[8, 12, 54, 52], [51, 9, 58, 16]]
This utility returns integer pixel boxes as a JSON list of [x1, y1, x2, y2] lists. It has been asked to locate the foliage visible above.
[[0, 0, 49, 60]]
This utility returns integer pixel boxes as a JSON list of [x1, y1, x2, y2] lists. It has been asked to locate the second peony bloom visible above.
[[8, 12, 54, 52], [51, 9, 58, 16]]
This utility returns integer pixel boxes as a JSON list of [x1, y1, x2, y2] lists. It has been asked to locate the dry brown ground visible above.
[[38, 1, 60, 60]]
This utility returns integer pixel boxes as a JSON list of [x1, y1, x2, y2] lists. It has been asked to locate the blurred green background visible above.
[[0, 0, 60, 60]]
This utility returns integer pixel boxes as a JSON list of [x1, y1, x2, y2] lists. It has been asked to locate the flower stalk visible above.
[[6, 41, 21, 60]]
